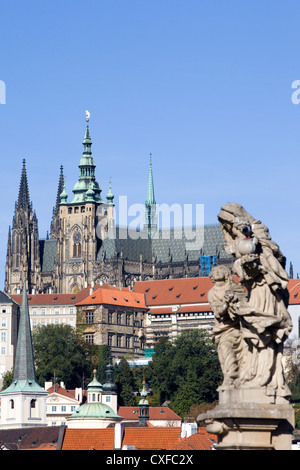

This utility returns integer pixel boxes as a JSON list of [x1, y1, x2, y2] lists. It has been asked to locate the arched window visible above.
[[72, 229, 82, 258], [10, 399, 14, 409], [30, 399, 37, 418]]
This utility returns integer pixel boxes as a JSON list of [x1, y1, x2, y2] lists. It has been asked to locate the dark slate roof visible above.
[[98, 224, 229, 263], [40, 239, 58, 272], [98, 227, 153, 262], [0, 291, 18, 305], [0, 425, 63, 450], [38, 225, 230, 273]]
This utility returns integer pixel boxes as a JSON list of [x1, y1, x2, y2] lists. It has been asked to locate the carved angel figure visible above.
[[208, 203, 292, 398]]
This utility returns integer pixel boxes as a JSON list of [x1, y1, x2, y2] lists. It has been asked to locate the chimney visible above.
[[90, 280, 95, 295], [114, 422, 125, 450], [181, 422, 198, 438]]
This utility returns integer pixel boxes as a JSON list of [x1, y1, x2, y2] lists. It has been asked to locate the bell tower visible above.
[[56, 112, 115, 293]]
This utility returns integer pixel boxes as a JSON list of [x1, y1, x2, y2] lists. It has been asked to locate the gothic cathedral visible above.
[[5, 115, 229, 295]]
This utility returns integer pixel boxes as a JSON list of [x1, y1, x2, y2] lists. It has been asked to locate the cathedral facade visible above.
[[5, 117, 229, 295]]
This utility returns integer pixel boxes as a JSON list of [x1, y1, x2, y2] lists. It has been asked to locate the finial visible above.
[[85, 110, 90, 123]]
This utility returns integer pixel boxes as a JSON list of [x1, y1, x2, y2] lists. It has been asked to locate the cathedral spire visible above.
[[17, 159, 30, 210], [144, 154, 157, 237], [55, 165, 64, 211], [3, 280, 44, 392], [71, 112, 102, 203], [146, 154, 156, 206]]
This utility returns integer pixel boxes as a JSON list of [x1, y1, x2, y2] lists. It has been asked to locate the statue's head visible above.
[[209, 265, 231, 284]]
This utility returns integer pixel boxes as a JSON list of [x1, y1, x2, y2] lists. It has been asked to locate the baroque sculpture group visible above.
[[208, 203, 292, 399]]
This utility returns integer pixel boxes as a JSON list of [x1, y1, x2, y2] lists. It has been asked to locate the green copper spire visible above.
[[138, 380, 149, 426], [106, 180, 114, 205], [71, 112, 103, 204], [145, 154, 156, 206], [1, 280, 45, 393], [144, 154, 157, 237]]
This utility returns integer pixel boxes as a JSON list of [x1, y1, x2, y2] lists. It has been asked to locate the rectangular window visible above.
[[55, 309, 60, 315], [1, 318, 6, 327], [52, 406, 57, 412], [86, 312, 94, 324], [1, 332, 6, 342], [69, 308, 74, 315], [41, 308, 46, 315], [85, 334, 94, 344], [61, 406, 66, 412]]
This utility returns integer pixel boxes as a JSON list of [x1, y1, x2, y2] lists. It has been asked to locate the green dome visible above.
[[87, 369, 102, 392], [71, 402, 120, 419]]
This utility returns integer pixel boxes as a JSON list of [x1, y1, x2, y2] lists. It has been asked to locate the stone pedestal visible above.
[[198, 388, 294, 450]]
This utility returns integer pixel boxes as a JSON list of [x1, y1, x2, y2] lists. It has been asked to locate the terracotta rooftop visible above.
[[61, 428, 115, 450], [60, 426, 216, 450], [10, 284, 101, 306], [287, 279, 300, 304], [76, 285, 147, 309], [118, 406, 181, 421], [133, 277, 213, 306]]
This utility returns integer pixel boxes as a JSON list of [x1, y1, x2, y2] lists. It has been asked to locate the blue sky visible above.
[[0, 0, 300, 288]]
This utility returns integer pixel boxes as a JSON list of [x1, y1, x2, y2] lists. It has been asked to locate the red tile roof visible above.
[[121, 427, 216, 451], [288, 279, 300, 304], [61, 426, 216, 450], [46, 383, 77, 400], [118, 406, 181, 421], [10, 285, 101, 306], [76, 285, 147, 309], [172, 428, 217, 450], [61, 428, 115, 450], [133, 278, 213, 306]]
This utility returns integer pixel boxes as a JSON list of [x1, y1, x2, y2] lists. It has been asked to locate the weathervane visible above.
[[86, 110, 90, 123]]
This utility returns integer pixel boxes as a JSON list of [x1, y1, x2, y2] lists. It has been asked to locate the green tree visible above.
[[148, 329, 222, 416], [114, 357, 136, 406], [95, 344, 111, 384], [2, 368, 13, 389], [32, 324, 93, 388]]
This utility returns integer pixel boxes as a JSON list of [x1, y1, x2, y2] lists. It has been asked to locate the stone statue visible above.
[[208, 203, 292, 398]]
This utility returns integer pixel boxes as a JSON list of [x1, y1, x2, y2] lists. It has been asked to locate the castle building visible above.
[[5, 115, 230, 296]]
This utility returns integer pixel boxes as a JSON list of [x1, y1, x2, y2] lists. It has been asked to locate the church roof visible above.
[[40, 239, 58, 272], [98, 224, 229, 264]]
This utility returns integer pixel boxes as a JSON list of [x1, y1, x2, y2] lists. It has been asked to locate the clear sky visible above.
[[0, 0, 300, 289]]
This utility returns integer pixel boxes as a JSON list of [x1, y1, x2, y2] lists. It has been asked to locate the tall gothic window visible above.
[[72, 230, 82, 258]]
